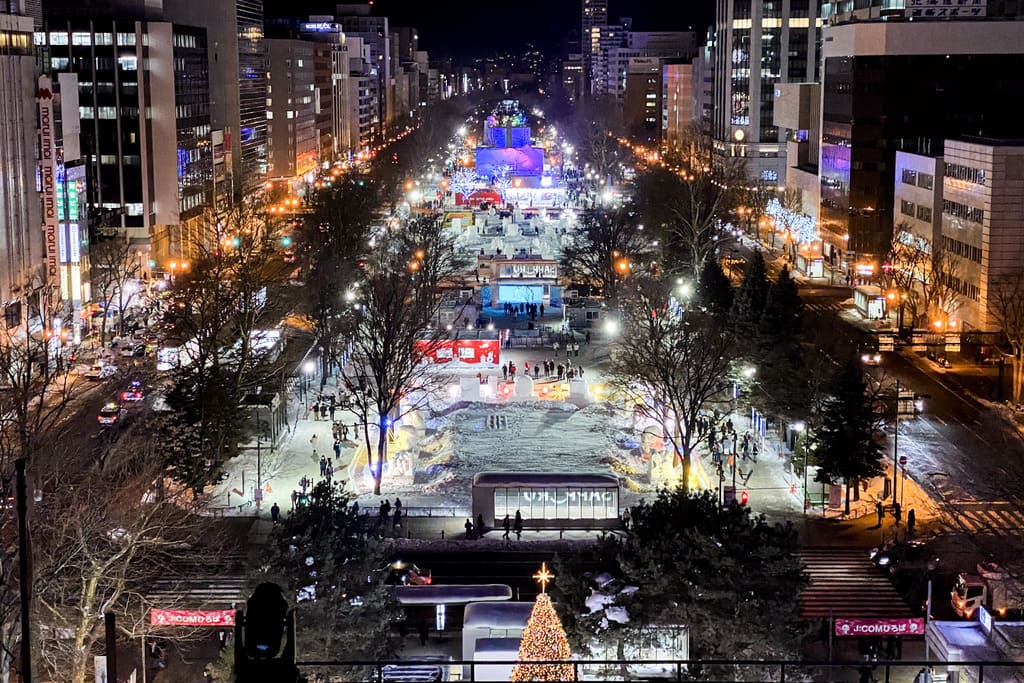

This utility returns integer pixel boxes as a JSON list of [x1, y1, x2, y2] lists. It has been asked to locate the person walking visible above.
[[333, 440, 341, 462], [270, 502, 280, 525], [319, 455, 327, 477], [502, 514, 511, 539], [893, 501, 902, 526], [876, 501, 885, 527], [502, 363, 508, 380], [325, 462, 333, 481], [464, 518, 474, 539], [311, 400, 319, 421], [553, 341, 560, 356], [907, 508, 916, 536], [310, 433, 319, 458], [533, 364, 540, 379], [392, 507, 402, 530], [418, 621, 429, 646], [477, 513, 485, 537], [329, 403, 336, 422], [574, 342, 580, 358], [514, 509, 523, 540], [341, 423, 350, 442], [394, 497, 402, 518]]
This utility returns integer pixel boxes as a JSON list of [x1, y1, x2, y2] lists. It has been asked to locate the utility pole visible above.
[[15, 458, 32, 683], [894, 378, 901, 508]]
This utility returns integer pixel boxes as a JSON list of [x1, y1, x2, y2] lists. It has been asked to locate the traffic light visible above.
[[245, 583, 288, 659], [280, 236, 293, 248], [739, 490, 749, 506]]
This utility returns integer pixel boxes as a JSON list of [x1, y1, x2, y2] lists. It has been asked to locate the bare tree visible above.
[[919, 246, 962, 328], [31, 439, 210, 683], [634, 163, 744, 276], [89, 232, 143, 346], [606, 278, 740, 490], [564, 96, 623, 183], [342, 217, 466, 495], [559, 207, 654, 310], [883, 226, 927, 327], [161, 205, 287, 492], [990, 268, 1024, 403]]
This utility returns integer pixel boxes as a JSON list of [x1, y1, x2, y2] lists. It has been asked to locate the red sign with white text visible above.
[[415, 339, 500, 366], [150, 609, 236, 628], [834, 618, 925, 637]]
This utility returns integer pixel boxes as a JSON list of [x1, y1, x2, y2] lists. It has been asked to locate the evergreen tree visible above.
[[731, 250, 770, 340], [512, 591, 576, 682], [755, 265, 807, 416], [696, 256, 734, 320], [810, 357, 885, 515]]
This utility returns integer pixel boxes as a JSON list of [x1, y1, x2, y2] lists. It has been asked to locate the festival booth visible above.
[[471, 472, 621, 529]]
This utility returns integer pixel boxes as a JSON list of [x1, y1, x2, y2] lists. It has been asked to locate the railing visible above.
[[401, 506, 471, 518], [294, 657, 1024, 682]]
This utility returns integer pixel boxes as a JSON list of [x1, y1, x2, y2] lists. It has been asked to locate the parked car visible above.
[[97, 402, 125, 426], [283, 250, 297, 263], [375, 560, 432, 586], [869, 540, 939, 574], [84, 364, 117, 380], [120, 380, 145, 402]]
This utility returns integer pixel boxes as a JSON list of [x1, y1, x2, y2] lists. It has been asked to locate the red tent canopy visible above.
[[466, 189, 502, 205]]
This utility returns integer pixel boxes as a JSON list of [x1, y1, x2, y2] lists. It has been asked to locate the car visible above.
[[869, 540, 939, 574], [97, 402, 125, 426], [283, 250, 296, 263], [120, 381, 145, 402], [375, 560, 432, 586], [861, 352, 882, 366], [120, 343, 145, 358], [84, 364, 117, 380]]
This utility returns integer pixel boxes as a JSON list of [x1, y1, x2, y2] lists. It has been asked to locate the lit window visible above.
[[49, 32, 68, 45]]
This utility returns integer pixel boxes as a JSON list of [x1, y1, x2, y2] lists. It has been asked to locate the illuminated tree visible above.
[[449, 168, 479, 200], [512, 564, 575, 682]]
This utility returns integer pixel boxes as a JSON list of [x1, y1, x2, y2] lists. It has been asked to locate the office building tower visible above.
[[0, 8, 42, 317], [581, 0, 607, 97], [817, 20, 1024, 267], [266, 39, 317, 179], [712, 0, 823, 184]]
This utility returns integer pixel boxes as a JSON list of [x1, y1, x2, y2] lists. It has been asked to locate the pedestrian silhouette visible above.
[[465, 518, 474, 539], [907, 508, 916, 536], [502, 514, 511, 539], [514, 510, 523, 540], [477, 513, 485, 536], [893, 502, 902, 525], [418, 621, 429, 646], [876, 501, 885, 527], [270, 502, 280, 524]]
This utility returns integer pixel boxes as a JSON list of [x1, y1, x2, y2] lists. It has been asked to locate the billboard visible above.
[[415, 339, 500, 366], [834, 618, 925, 637], [475, 146, 544, 178], [150, 609, 236, 628]]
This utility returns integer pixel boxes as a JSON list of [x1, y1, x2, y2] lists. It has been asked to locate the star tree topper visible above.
[[533, 562, 554, 594]]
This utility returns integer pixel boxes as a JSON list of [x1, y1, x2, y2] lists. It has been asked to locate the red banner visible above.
[[150, 609, 236, 628], [416, 339, 500, 366], [834, 618, 925, 637]]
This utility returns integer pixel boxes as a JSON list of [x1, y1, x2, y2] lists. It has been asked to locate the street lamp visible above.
[[302, 360, 316, 402], [794, 421, 808, 514]]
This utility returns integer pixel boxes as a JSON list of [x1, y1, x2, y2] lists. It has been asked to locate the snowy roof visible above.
[[394, 584, 513, 605], [474, 638, 523, 656], [464, 601, 535, 629], [473, 472, 619, 488]]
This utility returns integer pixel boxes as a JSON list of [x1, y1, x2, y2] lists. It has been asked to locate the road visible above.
[[796, 271, 1024, 527]]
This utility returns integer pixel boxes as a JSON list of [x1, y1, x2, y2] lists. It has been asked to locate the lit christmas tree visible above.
[[511, 563, 576, 682]]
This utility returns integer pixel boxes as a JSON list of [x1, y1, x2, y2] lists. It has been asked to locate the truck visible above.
[[951, 562, 1024, 619]]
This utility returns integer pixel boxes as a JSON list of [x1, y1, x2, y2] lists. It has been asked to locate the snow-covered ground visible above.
[[343, 400, 646, 509]]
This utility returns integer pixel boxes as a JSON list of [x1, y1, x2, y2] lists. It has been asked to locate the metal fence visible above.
[[294, 658, 1024, 682]]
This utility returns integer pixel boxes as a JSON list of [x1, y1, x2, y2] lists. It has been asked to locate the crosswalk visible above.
[[145, 550, 249, 609], [940, 501, 1024, 535], [803, 301, 847, 315], [800, 548, 913, 620]]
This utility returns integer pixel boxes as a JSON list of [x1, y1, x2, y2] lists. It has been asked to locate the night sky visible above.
[[364, 0, 714, 56]]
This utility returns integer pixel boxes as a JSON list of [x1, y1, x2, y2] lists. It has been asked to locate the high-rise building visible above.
[[581, 0, 607, 97], [334, 4, 389, 141], [712, 0, 823, 184], [39, 6, 213, 268], [817, 20, 1024, 268], [662, 61, 695, 150], [622, 57, 662, 142], [163, 0, 267, 198], [266, 39, 317, 179], [0, 8, 42, 318]]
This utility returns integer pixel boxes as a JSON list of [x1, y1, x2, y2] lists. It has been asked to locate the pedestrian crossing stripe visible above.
[[942, 505, 1024, 533], [799, 548, 913, 620]]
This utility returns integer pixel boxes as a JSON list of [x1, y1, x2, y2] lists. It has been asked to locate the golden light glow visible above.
[[533, 562, 554, 593]]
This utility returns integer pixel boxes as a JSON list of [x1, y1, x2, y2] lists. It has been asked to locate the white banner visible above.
[[37, 76, 60, 286]]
